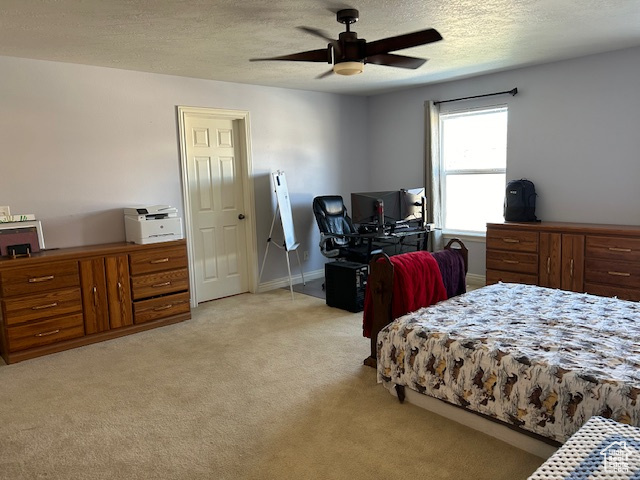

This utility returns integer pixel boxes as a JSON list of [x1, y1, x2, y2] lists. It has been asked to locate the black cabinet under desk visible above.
[[324, 261, 368, 313]]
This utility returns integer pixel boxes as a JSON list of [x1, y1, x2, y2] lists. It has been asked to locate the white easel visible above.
[[258, 171, 305, 299]]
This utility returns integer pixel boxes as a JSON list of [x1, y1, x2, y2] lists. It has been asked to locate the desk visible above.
[[319, 225, 433, 265], [358, 226, 432, 258]]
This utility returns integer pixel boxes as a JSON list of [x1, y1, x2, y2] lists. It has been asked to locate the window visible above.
[[439, 105, 507, 234]]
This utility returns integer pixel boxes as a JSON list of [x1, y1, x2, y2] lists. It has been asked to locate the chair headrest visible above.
[[313, 196, 346, 217]]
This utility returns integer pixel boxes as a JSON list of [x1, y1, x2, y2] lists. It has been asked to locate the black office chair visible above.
[[313, 195, 381, 264]]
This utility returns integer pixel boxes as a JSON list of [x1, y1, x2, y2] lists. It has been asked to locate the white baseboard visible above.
[[259, 268, 324, 293], [260, 270, 485, 292], [466, 273, 485, 288]]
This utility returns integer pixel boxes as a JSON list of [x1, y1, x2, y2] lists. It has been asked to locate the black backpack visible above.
[[504, 179, 538, 222]]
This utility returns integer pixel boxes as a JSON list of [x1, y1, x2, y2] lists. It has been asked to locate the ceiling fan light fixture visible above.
[[333, 61, 364, 76]]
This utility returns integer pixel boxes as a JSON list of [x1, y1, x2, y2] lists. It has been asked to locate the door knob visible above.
[[238, 214, 245, 220]]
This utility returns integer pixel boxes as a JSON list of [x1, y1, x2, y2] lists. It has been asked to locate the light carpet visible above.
[[0, 289, 543, 479]]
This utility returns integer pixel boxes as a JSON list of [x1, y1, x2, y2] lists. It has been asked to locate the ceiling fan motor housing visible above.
[[336, 32, 366, 64]]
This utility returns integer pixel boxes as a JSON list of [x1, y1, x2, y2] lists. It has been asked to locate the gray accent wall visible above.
[[367, 45, 640, 277]]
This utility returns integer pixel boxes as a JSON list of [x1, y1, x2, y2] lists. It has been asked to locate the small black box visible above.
[[325, 261, 369, 313]]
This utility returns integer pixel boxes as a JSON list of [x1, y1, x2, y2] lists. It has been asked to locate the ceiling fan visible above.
[[250, 8, 442, 78]]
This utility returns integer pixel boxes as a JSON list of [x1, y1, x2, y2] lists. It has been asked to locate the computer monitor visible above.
[[351, 188, 426, 229], [400, 188, 426, 223], [350, 191, 401, 226]]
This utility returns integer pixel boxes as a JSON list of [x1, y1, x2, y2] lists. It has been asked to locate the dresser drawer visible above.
[[584, 282, 640, 302], [585, 258, 640, 289], [131, 268, 189, 300], [133, 291, 190, 324], [129, 246, 188, 276], [486, 229, 538, 253], [486, 250, 538, 275], [485, 270, 538, 285], [8, 313, 85, 352], [2, 287, 82, 326], [486, 269, 537, 286], [0, 261, 79, 297], [586, 236, 640, 262]]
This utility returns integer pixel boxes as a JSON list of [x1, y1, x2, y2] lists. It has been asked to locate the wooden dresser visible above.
[[0, 239, 190, 364], [486, 222, 640, 301]]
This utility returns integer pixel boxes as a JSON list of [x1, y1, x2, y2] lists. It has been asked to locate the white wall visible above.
[[0, 56, 369, 283], [367, 46, 640, 277]]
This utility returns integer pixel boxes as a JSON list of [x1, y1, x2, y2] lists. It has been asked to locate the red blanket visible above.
[[362, 251, 447, 338]]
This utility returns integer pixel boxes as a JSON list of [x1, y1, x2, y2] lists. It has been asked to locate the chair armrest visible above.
[[318, 233, 343, 258]]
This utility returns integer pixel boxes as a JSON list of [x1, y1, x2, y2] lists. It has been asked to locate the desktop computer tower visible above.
[[325, 261, 369, 313]]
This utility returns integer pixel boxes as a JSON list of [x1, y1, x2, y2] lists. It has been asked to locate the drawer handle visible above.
[[546, 257, 550, 275], [31, 302, 58, 310], [35, 329, 60, 337], [150, 258, 170, 264], [152, 281, 171, 288], [28, 275, 55, 283], [153, 304, 173, 311], [570, 259, 574, 278], [608, 247, 632, 253], [93, 286, 98, 306], [608, 271, 631, 277], [503, 259, 519, 264], [503, 238, 520, 243]]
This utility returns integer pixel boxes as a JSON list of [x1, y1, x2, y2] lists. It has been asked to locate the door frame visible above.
[[177, 106, 258, 308]]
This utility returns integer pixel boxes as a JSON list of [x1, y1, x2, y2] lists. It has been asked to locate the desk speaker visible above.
[[325, 261, 368, 313]]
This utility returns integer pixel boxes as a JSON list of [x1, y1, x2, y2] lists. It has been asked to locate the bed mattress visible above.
[[377, 282, 640, 442]]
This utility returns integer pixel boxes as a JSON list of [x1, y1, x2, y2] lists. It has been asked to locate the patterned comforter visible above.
[[377, 282, 640, 442]]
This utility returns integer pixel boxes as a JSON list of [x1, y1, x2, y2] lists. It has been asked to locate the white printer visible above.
[[124, 205, 183, 245]]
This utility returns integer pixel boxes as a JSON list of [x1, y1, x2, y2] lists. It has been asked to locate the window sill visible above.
[[442, 230, 486, 243]]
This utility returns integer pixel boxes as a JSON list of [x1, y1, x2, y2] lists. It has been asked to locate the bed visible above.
[[374, 281, 640, 444]]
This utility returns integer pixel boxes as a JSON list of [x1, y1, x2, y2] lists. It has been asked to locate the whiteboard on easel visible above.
[[273, 171, 298, 251]]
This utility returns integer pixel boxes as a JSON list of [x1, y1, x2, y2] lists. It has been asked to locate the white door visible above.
[[183, 114, 250, 302]]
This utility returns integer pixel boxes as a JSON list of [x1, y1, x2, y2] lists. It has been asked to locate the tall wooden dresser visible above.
[[0, 239, 190, 364], [486, 222, 640, 301]]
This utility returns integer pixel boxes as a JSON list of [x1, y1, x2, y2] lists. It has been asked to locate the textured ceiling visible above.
[[1, 0, 640, 95]]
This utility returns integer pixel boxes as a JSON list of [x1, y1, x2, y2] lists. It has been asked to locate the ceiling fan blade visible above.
[[298, 26, 334, 43], [250, 48, 331, 63], [298, 26, 342, 58], [365, 28, 442, 57], [366, 53, 427, 69], [316, 69, 334, 79]]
